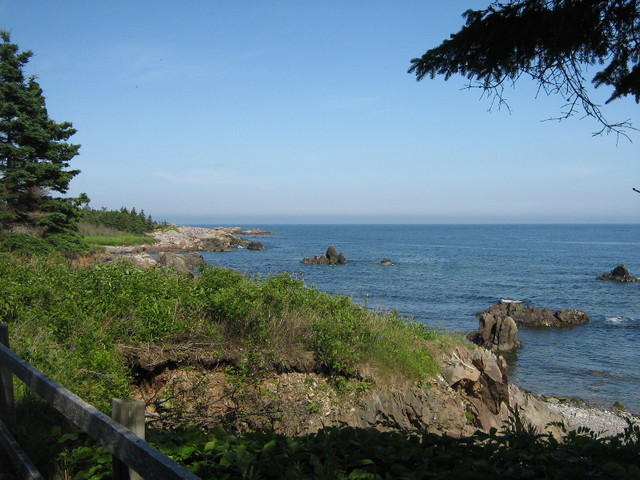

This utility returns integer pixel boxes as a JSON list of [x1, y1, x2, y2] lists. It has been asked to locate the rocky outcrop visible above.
[[105, 253, 156, 269], [477, 300, 590, 328], [597, 264, 640, 283], [106, 252, 205, 275], [301, 245, 347, 265], [105, 226, 274, 254], [247, 241, 264, 251], [381, 259, 394, 266], [156, 252, 189, 274], [183, 252, 207, 268], [126, 342, 564, 438], [467, 313, 522, 352]]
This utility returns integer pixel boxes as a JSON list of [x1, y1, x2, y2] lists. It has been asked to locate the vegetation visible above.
[[0, 254, 445, 407], [81, 205, 166, 234], [0, 251, 462, 476], [0, 253, 638, 478], [28, 411, 640, 479], [0, 31, 87, 238], [409, 1, 640, 138]]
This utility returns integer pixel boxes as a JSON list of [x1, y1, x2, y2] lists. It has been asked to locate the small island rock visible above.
[[301, 245, 347, 265], [247, 241, 265, 251], [477, 300, 590, 328], [381, 259, 394, 266], [597, 264, 640, 283]]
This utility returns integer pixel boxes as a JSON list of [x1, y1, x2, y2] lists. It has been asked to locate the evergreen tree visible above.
[[0, 31, 87, 234]]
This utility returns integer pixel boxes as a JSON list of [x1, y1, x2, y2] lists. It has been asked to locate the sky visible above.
[[1, 1, 638, 225]]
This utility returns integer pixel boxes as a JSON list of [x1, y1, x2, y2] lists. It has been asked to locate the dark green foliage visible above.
[[81, 205, 164, 234], [0, 31, 87, 233], [0, 230, 88, 253], [409, 1, 640, 135], [55, 420, 640, 480]]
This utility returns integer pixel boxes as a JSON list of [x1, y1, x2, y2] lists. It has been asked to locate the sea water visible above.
[[197, 224, 640, 413]]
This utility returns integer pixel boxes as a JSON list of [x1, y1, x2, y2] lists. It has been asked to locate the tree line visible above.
[[81, 206, 166, 234]]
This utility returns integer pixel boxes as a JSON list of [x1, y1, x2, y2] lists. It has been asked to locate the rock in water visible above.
[[301, 245, 347, 265], [247, 241, 265, 250], [476, 300, 590, 328], [597, 264, 640, 283], [467, 313, 522, 352]]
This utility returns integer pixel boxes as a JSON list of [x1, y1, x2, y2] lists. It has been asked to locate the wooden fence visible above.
[[0, 323, 199, 480]]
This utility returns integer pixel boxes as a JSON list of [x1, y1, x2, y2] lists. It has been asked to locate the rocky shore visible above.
[[105, 225, 274, 254], [106, 225, 637, 438], [542, 397, 637, 436]]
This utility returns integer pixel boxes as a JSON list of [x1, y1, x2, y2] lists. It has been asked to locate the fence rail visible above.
[[0, 323, 199, 480]]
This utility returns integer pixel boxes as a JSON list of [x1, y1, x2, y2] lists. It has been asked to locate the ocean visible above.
[[195, 224, 640, 413]]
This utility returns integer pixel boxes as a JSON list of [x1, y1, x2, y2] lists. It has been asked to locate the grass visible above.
[[78, 222, 155, 246], [0, 254, 459, 413]]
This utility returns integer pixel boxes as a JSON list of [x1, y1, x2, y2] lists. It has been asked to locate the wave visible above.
[[605, 316, 634, 325]]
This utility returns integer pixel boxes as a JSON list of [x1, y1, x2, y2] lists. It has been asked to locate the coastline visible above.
[[110, 224, 639, 437], [541, 396, 638, 436]]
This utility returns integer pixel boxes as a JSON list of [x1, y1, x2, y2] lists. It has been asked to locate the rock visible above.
[[476, 300, 589, 328], [597, 264, 640, 282], [247, 241, 264, 251], [326, 244, 339, 262], [106, 253, 157, 269], [467, 313, 522, 352], [182, 252, 206, 267], [156, 252, 192, 275], [126, 340, 567, 439], [381, 259, 394, 266], [105, 226, 268, 254], [443, 359, 481, 385], [200, 236, 235, 252], [301, 245, 347, 265]]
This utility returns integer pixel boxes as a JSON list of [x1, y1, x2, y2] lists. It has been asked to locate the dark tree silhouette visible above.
[[409, 1, 639, 139]]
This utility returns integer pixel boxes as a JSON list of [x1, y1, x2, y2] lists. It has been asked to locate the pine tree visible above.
[[0, 30, 87, 234]]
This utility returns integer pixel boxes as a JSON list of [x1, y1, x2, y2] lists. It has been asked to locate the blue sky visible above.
[[2, 1, 638, 224]]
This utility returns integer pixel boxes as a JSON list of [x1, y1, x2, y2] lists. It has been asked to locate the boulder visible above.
[[247, 241, 265, 251], [381, 259, 394, 266], [597, 264, 640, 283], [444, 346, 514, 432], [183, 252, 206, 267], [467, 313, 522, 352], [106, 253, 157, 269], [200, 236, 235, 252], [477, 300, 589, 328], [301, 245, 347, 265], [156, 252, 191, 274]]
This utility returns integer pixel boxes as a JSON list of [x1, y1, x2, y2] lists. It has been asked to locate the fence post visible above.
[[0, 323, 16, 430], [112, 398, 146, 480]]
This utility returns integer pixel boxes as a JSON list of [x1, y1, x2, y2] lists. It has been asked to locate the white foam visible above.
[[605, 316, 633, 325]]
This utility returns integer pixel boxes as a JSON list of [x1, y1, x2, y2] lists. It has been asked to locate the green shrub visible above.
[[0, 255, 457, 415]]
